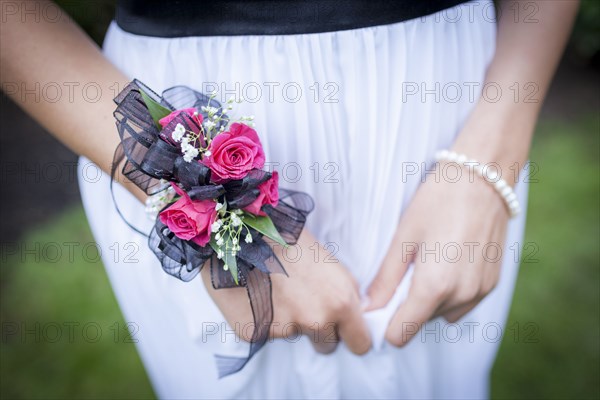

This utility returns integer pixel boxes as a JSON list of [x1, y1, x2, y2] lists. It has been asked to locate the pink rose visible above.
[[159, 108, 202, 128], [159, 184, 217, 246], [202, 123, 265, 181], [244, 171, 279, 216]]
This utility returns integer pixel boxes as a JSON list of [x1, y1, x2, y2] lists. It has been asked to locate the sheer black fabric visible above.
[[111, 81, 314, 377]]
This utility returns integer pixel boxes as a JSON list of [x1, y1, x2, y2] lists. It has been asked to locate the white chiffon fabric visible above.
[[78, 2, 528, 398]]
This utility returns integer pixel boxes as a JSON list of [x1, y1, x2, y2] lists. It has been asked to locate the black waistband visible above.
[[115, 0, 471, 37]]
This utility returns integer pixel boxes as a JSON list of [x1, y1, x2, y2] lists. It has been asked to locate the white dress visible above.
[[78, 1, 528, 398]]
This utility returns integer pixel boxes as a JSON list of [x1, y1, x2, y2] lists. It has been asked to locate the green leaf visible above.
[[209, 236, 239, 285], [139, 88, 172, 129], [242, 212, 287, 247]]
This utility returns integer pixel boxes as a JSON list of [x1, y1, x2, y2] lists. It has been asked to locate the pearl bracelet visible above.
[[434, 149, 521, 218]]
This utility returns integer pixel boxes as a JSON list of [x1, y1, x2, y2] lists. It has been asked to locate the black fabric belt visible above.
[[116, 0, 471, 37]]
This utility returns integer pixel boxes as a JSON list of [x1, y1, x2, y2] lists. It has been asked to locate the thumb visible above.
[[365, 223, 416, 311]]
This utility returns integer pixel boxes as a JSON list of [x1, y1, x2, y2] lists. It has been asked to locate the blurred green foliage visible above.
[[491, 116, 600, 399], [55, 0, 115, 45], [571, 0, 600, 63], [0, 209, 154, 399]]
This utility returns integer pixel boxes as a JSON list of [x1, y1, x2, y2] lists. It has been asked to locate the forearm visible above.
[[0, 0, 144, 200], [452, 0, 579, 183]]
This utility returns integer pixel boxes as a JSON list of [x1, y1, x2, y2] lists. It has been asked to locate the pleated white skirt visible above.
[[78, 1, 528, 398]]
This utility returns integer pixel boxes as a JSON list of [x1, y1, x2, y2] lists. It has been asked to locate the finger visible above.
[[309, 324, 339, 354], [436, 298, 479, 323], [385, 284, 443, 347], [442, 300, 479, 323], [431, 279, 480, 318], [435, 263, 500, 321], [437, 279, 497, 322], [337, 303, 372, 355], [312, 341, 338, 354], [365, 222, 417, 311]]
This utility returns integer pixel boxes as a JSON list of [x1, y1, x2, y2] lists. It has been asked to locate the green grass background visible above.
[[1, 116, 598, 399], [491, 116, 599, 399]]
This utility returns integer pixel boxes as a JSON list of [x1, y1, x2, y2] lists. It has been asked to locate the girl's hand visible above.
[[365, 164, 509, 346], [363, 0, 580, 346], [201, 229, 372, 354]]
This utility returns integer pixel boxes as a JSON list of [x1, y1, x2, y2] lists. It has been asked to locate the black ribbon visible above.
[[110, 80, 313, 378]]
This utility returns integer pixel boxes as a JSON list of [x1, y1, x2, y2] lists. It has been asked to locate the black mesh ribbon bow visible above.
[[110, 80, 314, 378]]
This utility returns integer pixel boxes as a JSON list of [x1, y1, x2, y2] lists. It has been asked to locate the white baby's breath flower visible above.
[[232, 238, 238, 245], [216, 238, 224, 246], [171, 123, 185, 142], [172, 130, 184, 142], [204, 120, 216, 130], [217, 249, 224, 259], [211, 220, 222, 232], [204, 150, 212, 157], [245, 233, 253, 243], [182, 146, 199, 162], [223, 263, 229, 271], [215, 202, 223, 211], [230, 213, 241, 226], [202, 106, 219, 115]]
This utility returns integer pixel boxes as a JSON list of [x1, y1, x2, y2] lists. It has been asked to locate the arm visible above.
[[0, 0, 142, 200], [366, 0, 579, 345], [0, 0, 371, 353], [453, 0, 580, 177]]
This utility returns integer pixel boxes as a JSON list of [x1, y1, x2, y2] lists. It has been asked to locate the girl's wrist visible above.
[[434, 149, 521, 218], [450, 99, 536, 186]]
